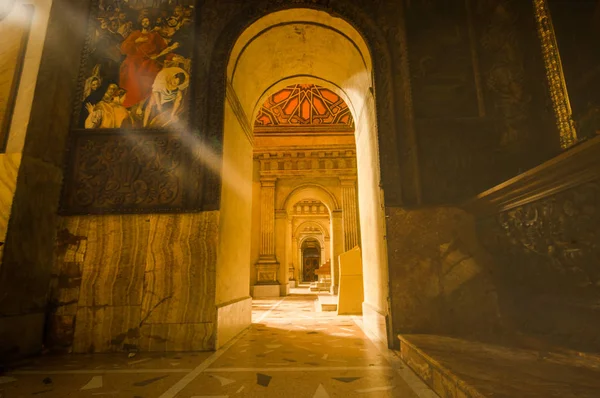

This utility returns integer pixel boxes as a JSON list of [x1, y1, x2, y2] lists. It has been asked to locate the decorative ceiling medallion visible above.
[[255, 84, 354, 133]]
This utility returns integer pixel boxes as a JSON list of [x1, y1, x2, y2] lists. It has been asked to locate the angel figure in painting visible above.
[[143, 67, 188, 127]]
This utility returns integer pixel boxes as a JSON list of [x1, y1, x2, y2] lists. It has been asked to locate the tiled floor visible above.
[[0, 290, 437, 397]]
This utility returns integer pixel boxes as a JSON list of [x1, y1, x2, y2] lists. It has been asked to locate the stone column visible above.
[[331, 210, 344, 295], [254, 177, 279, 293], [341, 177, 359, 251], [291, 228, 298, 282], [275, 209, 288, 295]]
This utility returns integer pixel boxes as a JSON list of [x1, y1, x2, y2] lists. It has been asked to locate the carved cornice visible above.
[[254, 144, 355, 154], [463, 136, 600, 216], [256, 149, 357, 177]]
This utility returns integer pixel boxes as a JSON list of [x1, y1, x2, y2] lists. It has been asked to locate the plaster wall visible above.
[[214, 100, 254, 345], [355, 92, 390, 342]]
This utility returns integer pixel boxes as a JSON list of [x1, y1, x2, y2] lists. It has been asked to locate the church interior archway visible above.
[[218, 8, 390, 347]]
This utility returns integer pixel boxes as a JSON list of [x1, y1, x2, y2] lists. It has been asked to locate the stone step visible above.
[[317, 295, 338, 312], [321, 303, 337, 312], [398, 334, 600, 398]]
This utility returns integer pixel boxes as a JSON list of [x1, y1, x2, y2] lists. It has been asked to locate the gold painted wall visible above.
[[48, 212, 218, 352]]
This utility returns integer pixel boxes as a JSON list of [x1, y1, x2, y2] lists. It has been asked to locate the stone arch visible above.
[[202, 0, 414, 207], [299, 234, 325, 250], [295, 220, 330, 241], [281, 183, 340, 213], [215, 3, 396, 348]]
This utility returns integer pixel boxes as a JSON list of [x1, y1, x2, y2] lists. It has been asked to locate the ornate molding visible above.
[[226, 82, 254, 146], [257, 149, 357, 177], [533, 0, 577, 149], [60, 131, 204, 215], [463, 136, 600, 216], [291, 199, 328, 216]]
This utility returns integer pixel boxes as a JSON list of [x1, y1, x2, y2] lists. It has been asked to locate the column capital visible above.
[[339, 176, 357, 186], [260, 177, 277, 187]]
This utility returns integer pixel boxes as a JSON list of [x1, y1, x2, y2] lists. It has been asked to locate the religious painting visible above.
[[76, 0, 195, 130], [0, 4, 33, 152]]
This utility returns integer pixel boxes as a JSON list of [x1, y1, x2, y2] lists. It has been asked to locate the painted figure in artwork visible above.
[[119, 16, 167, 107], [79, 66, 105, 128], [143, 67, 188, 127], [85, 84, 133, 128], [94, 17, 124, 84]]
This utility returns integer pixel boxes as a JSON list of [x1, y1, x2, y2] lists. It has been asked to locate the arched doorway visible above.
[[216, 8, 391, 348], [301, 238, 321, 282]]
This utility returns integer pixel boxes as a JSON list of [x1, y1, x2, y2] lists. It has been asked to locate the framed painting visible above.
[[60, 0, 205, 215], [73, 0, 195, 131], [0, 4, 33, 152]]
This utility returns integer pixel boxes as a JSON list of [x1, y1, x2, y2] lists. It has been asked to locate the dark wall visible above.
[[0, 0, 90, 361], [405, 0, 561, 204], [470, 137, 600, 351]]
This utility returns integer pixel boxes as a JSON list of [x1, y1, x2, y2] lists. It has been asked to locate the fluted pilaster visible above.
[[255, 177, 279, 285], [259, 178, 277, 260], [341, 177, 359, 251]]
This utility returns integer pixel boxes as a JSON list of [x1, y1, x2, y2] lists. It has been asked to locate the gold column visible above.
[[341, 177, 359, 252], [255, 177, 279, 284], [533, 0, 577, 149]]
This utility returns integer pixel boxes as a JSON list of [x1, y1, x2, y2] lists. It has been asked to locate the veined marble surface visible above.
[[3, 290, 436, 397], [0, 153, 21, 263], [53, 212, 219, 353]]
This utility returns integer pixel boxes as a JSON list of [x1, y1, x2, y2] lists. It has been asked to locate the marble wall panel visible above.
[[4, 0, 54, 154], [72, 305, 141, 353], [386, 206, 502, 346], [139, 323, 214, 352], [216, 296, 252, 348], [0, 4, 32, 152], [0, 153, 21, 254], [142, 212, 218, 325], [50, 211, 219, 352], [76, 216, 149, 307]]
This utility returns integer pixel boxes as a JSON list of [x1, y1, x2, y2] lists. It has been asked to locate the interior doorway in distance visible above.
[[302, 239, 321, 282]]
